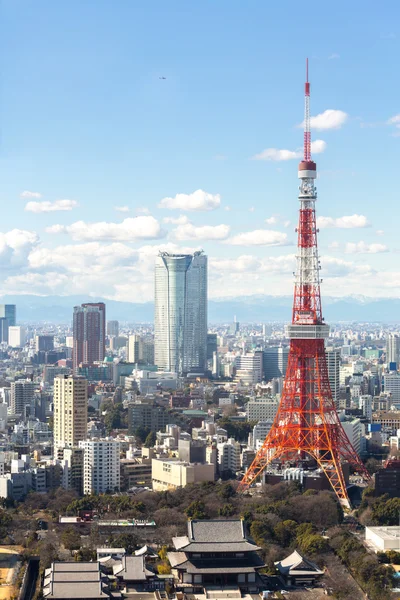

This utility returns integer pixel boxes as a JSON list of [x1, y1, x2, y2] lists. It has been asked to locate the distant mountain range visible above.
[[0, 294, 400, 323]]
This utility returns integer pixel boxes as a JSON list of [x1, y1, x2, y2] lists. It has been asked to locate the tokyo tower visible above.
[[239, 61, 371, 509]]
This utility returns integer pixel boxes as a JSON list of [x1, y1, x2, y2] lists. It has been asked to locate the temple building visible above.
[[168, 519, 265, 591], [275, 551, 324, 587]]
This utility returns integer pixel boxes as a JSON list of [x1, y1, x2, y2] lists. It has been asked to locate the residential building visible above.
[[10, 379, 35, 416], [217, 438, 241, 475], [384, 372, 400, 406], [107, 320, 119, 337], [341, 416, 362, 456], [8, 326, 26, 348], [251, 420, 273, 449], [79, 438, 120, 494], [128, 402, 170, 434], [262, 346, 289, 381], [127, 335, 142, 363], [59, 446, 84, 495], [326, 347, 340, 407], [53, 375, 88, 451], [359, 394, 373, 420], [154, 251, 207, 375], [247, 397, 279, 422], [73, 302, 106, 371], [152, 458, 214, 491], [168, 519, 265, 589]]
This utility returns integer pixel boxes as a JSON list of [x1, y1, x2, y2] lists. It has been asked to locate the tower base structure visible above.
[[239, 338, 371, 509]]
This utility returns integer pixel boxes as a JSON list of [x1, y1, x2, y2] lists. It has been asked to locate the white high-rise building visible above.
[[154, 251, 207, 375], [384, 372, 400, 406], [387, 334, 400, 367], [217, 438, 241, 475], [8, 326, 26, 348], [251, 421, 273, 449], [79, 439, 120, 494], [326, 347, 341, 407], [235, 352, 263, 384], [53, 376, 88, 451], [127, 335, 143, 363], [10, 380, 35, 415], [359, 395, 373, 421]]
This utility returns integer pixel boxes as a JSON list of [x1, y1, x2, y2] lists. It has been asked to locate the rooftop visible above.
[[172, 519, 260, 553], [366, 526, 400, 540]]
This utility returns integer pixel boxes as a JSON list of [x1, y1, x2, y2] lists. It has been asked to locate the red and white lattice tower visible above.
[[238, 60, 371, 509]]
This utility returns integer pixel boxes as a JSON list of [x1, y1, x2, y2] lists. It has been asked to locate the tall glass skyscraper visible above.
[[154, 251, 207, 375], [0, 305, 16, 343], [73, 302, 106, 371]]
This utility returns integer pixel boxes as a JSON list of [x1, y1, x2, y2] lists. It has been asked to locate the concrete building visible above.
[[178, 439, 206, 463], [251, 421, 273, 449], [217, 438, 241, 476], [235, 352, 263, 384], [10, 380, 35, 416], [341, 417, 362, 456], [73, 302, 106, 371], [35, 335, 54, 352], [53, 375, 88, 451], [359, 395, 373, 420], [59, 446, 84, 495], [127, 335, 142, 363], [387, 334, 400, 367], [107, 320, 119, 337], [79, 438, 120, 494], [154, 251, 207, 375], [326, 347, 340, 406], [152, 458, 214, 491], [247, 397, 279, 422], [8, 326, 26, 348], [128, 402, 169, 434], [365, 527, 400, 552], [384, 372, 400, 406]]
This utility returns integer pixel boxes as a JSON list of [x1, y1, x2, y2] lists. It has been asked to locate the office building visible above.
[[217, 438, 241, 476], [359, 395, 373, 421], [8, 326, 26, 348], [263, 346, 289, 381], [247, 397, 279, 422], [154, 251, 207, 375], [79, 438, 120, 494], [326, 347, 341, 407], [128, 402, 169, 434], [387, 334, 400, 368], [73, 302, 106, 371], [207, 334, 218, 361], [127, 335, 142, 363], [152, 458, 214, 491], [53, 375, 88, 450], [251, 421, 273, 449], [0, 304, 16, 327], [10, 380, 35, 416], [107, 320, 119, 337], [35, 335, 54, 352], [235, 352, 263, 384], [0, 319, 8, 343], [341, 417, 362, 456], [384, 372, 400, 406]]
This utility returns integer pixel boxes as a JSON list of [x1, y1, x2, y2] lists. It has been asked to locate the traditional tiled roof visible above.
[[43, 562, 108, 599], [176, 555, 266, 574], [167, 552, 188, 568], [172, 519, 260, 553], [113, 556, 154, 582], [275, 551, 324, 576]]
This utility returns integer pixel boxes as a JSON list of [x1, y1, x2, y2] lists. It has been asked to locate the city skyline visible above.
[[0, 2, 400, 306]]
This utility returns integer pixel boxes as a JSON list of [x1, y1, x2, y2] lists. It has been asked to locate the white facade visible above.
[[53, 376, 88, 451], [341, 418, 362, 455], [8, 326, 26, 348], [127, 335, 142, 363], [79, 439, 120, 494], [326, 347, 340, 407], [384, 372, 400, 406], [359, 395, 373, 420], [251, 421, 273, 449], [247, 397, 279, 422], [152, 458, 214, 491], [217, 438, 241, 474], [154, 252, 207, 375], [387, 334, 400, 366], [235, 352, 263, 384], [365, 526, 400, 552]]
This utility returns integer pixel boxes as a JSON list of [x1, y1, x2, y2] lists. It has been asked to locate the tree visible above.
[[185, 500, 207, 520], [38, 540, 59, 569], [134, 426, 150, 443], [273, 520, 297, 547], [218, 482, 235, 500], [159, 546, 168, 561], [298, 534, 329, 555], [219, 504, 235, 517], [144, 431, 157, 448], [61, 527, 81, 555], [158, 562, 171, 574]]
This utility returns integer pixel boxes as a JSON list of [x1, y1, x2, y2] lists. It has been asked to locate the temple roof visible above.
[[275, 551, 324, 576], [172, 519, 260, 553]]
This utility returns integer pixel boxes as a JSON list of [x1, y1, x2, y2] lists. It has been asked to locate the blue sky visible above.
[[0, 0, 399, 302]]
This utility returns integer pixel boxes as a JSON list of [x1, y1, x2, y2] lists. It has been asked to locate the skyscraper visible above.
[[387, 334, 400, 368], [73, 302, 106, 371], [107, 320, 119, 337], [79, 438, 120, 494], [154, 251, 207, 375], [326, 347, 341, 407], [0, 305, 16, 344], [53, 375, 88, 451], [10, 379, 35, 416]]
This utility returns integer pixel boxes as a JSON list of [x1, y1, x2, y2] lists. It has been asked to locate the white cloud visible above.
[[114, 206, 130, 213], [252, 139, 326, 161], [317, 214, 370, 229], [137, 207, 150, 214], [20, 190, 42, 199], [284, 220, 291, 228], [328, 53, 340, 60], [211, 254, 295, 274], [163, 215, 190, 225], [387, 114, 400, 125], [3, 272, 70, 295], [25, 199, 78, 213], [46, 216, 165, 242], [159, 189, 221, 211], [300, 110, 348, 130], [224, 229, 289, 246], [0, 229, 39, 269], [173, 223, 230, 241], [249, 207, 255, 213], [28, 242, 137, 272], [265, 217, 277, 225], [224, 206, 231, 212], [344, 241, 388, 254], [376, 230, 384, 235]]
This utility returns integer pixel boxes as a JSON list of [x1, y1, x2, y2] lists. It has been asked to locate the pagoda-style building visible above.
[[168, 519, 265, 591]]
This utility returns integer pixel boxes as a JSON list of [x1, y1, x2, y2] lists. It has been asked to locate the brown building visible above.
[[73, 302, 106, 371]]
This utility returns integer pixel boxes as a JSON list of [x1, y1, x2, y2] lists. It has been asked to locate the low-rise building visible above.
[[43, 562, 109, 599], [365, 526, 400, 552], [152, 458, 214, 491], [275, 550, 324, 587]]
